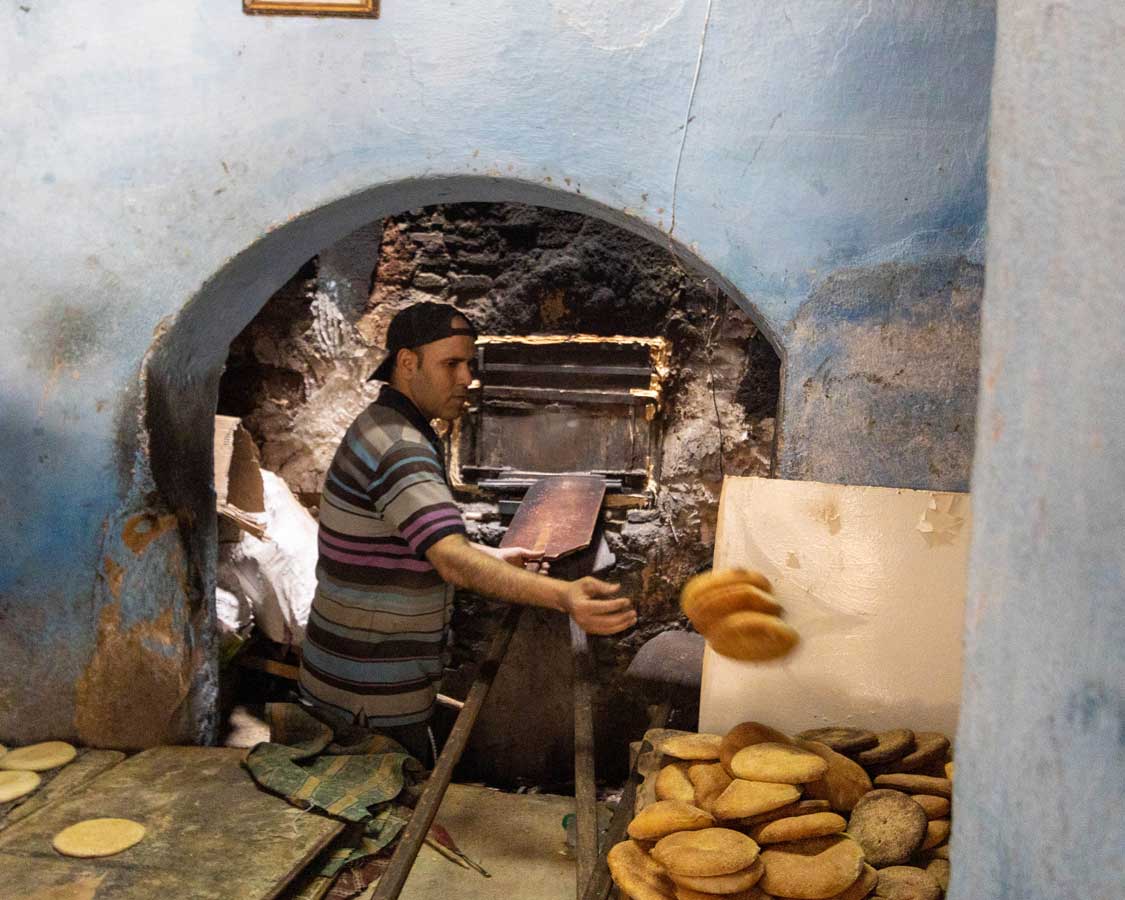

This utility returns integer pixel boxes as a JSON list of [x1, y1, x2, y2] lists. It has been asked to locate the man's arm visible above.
[[427, 534, 635, 636]]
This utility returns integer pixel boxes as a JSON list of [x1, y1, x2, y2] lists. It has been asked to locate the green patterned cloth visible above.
[[244, 703, 424, 876]]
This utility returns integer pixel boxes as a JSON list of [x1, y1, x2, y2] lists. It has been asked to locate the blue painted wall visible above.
[[779, 257, 983, 491], [953, 2, 1125, 897], [0, 1, 993, 746]]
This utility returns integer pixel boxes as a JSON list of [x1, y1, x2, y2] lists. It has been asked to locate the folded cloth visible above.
[[244, 702, 423, 876]]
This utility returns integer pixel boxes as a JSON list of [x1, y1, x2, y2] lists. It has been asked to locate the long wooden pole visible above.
[[372, 605, 523, 900], [570, 619, 598, 898]]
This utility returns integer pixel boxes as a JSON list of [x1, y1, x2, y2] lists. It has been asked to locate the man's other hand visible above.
[[562, 577, 636, 635]]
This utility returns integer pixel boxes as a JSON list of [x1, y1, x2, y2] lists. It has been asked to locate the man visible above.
[[298, 302, 636, 759]]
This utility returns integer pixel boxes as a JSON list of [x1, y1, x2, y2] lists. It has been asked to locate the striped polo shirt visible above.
[[298, 386, 466, 728]]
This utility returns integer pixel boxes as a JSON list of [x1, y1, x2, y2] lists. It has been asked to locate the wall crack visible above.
[[668, 0, 714, 239]]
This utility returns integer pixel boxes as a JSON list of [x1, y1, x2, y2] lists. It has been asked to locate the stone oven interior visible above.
[[215, 201, 781, 787], [450, 335, 668, 498]]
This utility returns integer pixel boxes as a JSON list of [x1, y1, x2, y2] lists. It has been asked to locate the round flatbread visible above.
[[53, 818, 146, 858], [872, 866, 941, 900], [675, 885, 770, 900], [758, 835, 865, 900], [887, 733, 950, 773], [925, 859, 951, 892], [608, 840, 677, 900], [0, 770, 41, 803], [730, 742, 829, 784], [669, 857, 764, 893], [872, 773, 952, 799], [720, 722, 794, 775], [921, 819, 951, 850], [738, 799, 832, 828], [628, 800, 714, 841], [684, 583, 783, 633], [706, 611, 799, 662], [750, 811, 847, 844], [661, 733, 725, 761], [0, 741, 77, 772], [830, 863, 878, 900], [910, 794, 951, 820], [797, 727, 878, 755], [856, 729, 915, 766], [798, 740, 873, 812], [688, 762, 733, 814], [713, 779, 800, 820], [944, 761, 955, 780], [845, 789, 927, 867], [682, 570, 773, 612], [653, 827, 761, 877], [656, 762, 697, 804]]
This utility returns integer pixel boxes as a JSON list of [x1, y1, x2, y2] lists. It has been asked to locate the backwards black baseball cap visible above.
[[368, 302, 478, 382]]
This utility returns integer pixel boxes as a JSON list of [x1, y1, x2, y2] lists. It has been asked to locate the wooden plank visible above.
[[0, 746, 342, 900], [239, 654, 302, 681], [580, 708, 670, 900], [501, 476, 607, 561], [0, 749, 125, 833], [479, 479, 624, 493], [481, 385, 656, 405]]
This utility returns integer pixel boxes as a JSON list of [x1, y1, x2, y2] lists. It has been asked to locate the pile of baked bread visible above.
[[609, 722, 954, 900]]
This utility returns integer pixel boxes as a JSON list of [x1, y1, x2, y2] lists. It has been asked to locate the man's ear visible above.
[[398, 348, 419, 377]]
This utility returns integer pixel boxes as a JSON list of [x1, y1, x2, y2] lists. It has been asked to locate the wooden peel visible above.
[[500, 475, 609, 899], [530, 527, 550, 561], [501, 476, 606, 561]]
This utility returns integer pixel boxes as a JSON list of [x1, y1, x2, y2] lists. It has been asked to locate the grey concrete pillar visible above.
[[954, 3, 1125, 897]]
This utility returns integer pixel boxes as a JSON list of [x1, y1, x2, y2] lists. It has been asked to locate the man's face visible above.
[[400, 333, 476, 422]]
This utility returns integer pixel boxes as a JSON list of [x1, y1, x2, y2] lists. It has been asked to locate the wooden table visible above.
[[0, 746, 342, 899]]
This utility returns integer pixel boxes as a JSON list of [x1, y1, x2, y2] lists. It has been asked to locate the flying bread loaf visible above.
[[680, 568, 798, 662]]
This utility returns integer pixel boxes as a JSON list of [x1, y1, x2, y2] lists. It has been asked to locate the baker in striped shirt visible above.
[[298, 302, 636, 759]]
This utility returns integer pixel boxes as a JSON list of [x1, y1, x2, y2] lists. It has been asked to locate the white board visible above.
[[699, 476, 970, 739]]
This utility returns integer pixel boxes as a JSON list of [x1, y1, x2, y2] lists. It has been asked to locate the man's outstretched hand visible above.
[[561, 577, 636, 635]]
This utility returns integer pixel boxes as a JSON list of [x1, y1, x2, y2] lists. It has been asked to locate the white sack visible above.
[[215, 586, 253, 635], [217, 469, 318, 648]]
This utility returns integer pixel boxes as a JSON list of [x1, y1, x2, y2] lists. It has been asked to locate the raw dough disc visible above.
[[0, 770, 41, 803], [0, 741, 77, 772], [53, 818, 146, 858]]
